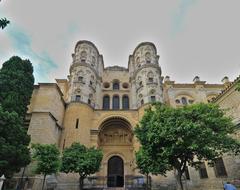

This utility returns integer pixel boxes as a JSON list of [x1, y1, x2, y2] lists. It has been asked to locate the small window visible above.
[[199, 162, 208, 179], [112, 95, 120, 110], [139, 81, 143, 87], [78, 76, 83, 82], [122, 83, 129, 89], [141, 99, 144, 105], [90, 81, 93, 85], [181, 97, 188, 105], [113, 81, 120, 90], [184, 167, 190, 180], [214, 157, 227, 177], [75, 119, 79, 129], [175, 99, 180, 104], [80, 51, 87, 62], [148, 77, 154, 83], [88, 99, 91, 105], [150, 96, 156, 102], [103, 82, 110, 88], [103, 95, 110, 110], [189, 99, 194, 104], [76, 95, 81, 102]]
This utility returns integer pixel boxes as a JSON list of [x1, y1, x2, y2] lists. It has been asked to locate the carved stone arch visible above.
[[174, 91, 196, 99], [147, 71, 154, 78], [80, 50, 87, 58], [77, 70, 84, 76], [104, 152, 127, 164], [98, 116, 133, 133], [175, 92, 195, 105]]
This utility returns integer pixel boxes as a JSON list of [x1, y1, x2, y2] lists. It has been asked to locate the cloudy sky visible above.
[[0, 0, 240, 83]]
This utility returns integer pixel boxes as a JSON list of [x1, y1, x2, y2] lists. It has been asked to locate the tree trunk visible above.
[[146, 173, 149, 190], [79, 176, 84, 190], [177, 172, 184, 190], [174, 169, 184, 190], [42, 174, 46, 190]]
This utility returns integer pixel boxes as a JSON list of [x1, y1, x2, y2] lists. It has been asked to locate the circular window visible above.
[[189, 99, 194, 104], [175, 99, 180, 104], [122, 83, 129, 89], [103, 82, 110, 88]]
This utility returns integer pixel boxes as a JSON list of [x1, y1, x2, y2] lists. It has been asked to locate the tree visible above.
[[32, 144, 61, 190], [0, 56, 34, 178], [0, 105, 30, 178], [135, 147, 166, 190], [61, 143, 103, 190], [0, 56, 34, 119], [0, 1, 10, 30], [134, 103, 240, 190], [0, 18, 10, 29]]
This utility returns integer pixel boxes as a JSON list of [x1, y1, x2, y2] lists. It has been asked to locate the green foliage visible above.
[[135, 103, 240, 189], [0, 18, 10, 29], [0, 0, 10, 30], [32, 144, 61, 175], [0, 56, 34, 178], [0, 56, 34, 119], [0, 105, 30, 178], [61, 143, 103, 178], [136, 147, 170, 176]]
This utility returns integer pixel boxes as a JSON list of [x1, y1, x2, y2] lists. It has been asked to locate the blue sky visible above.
[[0, 0, 240, 83]]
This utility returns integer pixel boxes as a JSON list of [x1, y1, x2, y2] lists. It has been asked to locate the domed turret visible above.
[[67, 41, 104, 108], [129, 42, 163, 108]]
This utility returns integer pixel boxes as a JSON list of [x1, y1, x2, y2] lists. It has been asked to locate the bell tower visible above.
[[67, 40, 104, 108], [129, 42, 163, 108]]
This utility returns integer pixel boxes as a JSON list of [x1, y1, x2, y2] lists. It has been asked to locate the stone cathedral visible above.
[[26, 40, 240, 190]]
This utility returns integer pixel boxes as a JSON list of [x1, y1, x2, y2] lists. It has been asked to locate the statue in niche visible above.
[[145, 52, 151, 63]]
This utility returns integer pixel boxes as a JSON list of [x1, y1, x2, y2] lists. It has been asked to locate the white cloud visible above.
[[0, 0, 240, 83]]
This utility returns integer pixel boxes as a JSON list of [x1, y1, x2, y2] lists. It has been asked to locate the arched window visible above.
[[147, 71, 154, 83], [141, 99, 144, 105], [181, 97, 188, 105], [113, 80, 120, 90], [103, 95, 110, 110], [112, 95, 120, 110], [214, 157, 227, 177], [145, 52, 151, 63], [80, 51, 87, 62], [150, 96, 156, 102], [76, 95, 81, 102], [122, 95, 129, 110]]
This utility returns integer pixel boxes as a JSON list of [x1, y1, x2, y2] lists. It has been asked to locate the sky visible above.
[[0, 0, 240, 84]]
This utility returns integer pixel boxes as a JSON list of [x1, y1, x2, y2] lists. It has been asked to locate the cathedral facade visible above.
[[26, 40, 240, 190]]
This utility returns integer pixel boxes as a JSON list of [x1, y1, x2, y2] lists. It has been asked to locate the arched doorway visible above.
[[107, 156, 124, 187], [98, 117, 133, 187]]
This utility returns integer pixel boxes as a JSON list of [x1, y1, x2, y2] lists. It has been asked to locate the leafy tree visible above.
[[32, 144, 61, 190], [0, 18, 10, 29], [135, 103, 240, 190], [135, 148, 160, 190], [0, 56, 34, 178], [0, 105, 30, 178], [61, 143, 103, 190], [0, 56, 34, 119], [0, 1, 10, 30]]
